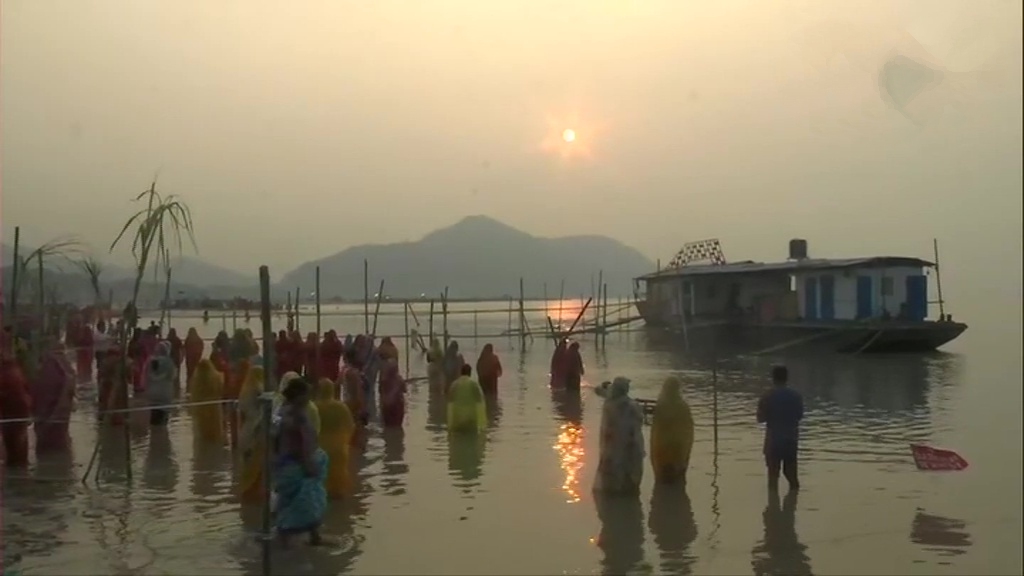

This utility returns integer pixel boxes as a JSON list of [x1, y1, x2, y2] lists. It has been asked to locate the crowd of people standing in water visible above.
[[1, 313, 804, 548]]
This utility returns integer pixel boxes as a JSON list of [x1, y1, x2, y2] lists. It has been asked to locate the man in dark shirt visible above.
[[757, 365, 804, 491]]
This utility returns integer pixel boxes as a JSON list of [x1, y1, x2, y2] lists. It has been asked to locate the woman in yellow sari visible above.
[[650, 376, 695, 485], [315, 378, 355, 499], [190, 359, 225, 445], [447, 364, 486, 434], [237, 366, 268, 501]]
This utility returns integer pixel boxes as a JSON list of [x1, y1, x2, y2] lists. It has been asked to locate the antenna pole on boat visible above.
[[932, 238, 946, 319]]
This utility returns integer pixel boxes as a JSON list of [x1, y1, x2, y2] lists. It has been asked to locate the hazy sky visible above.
[[2, 0, 1021, 316]]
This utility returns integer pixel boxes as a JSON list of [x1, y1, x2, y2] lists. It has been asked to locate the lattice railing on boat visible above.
[[668, 238, 727, 268]]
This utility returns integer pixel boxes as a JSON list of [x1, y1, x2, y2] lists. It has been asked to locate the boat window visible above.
[[881, 276, 894, 296]]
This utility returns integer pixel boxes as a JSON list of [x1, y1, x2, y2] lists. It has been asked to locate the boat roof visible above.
[[637, 256, 934, 281]]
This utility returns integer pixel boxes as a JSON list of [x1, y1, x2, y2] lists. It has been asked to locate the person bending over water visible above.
[[272, 377, 328, 547], [757, 365, 803, 491]]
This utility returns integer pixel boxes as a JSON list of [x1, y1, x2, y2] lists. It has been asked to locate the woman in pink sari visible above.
[[32, 344, 76, 454], [378, 359, 407, 429]]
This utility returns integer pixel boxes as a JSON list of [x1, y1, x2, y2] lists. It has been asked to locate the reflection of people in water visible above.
[[381, 428, 409, 496], [143, 424, 179, 504], [594, 491, 646, 575], [750, 489, 811, 576], [649, 484, 698, 574], [551, 388, 583, 425], [757, 365, 803, 491], [448, 432, 486, 494]]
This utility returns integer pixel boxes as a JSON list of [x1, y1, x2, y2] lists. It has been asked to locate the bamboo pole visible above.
[[933, 238, 946, 319], [441, 287, 450, 347], [428, 299, 435, 342], [595, 270, 603, 332], [602, 282, 609, 346], [164, 267, 173, 331], [221, 313, 227, 331], [371, 279, 385, 335], [9, 226, 20, 318], [286, 290, 293, 330], [257, 265, 274, 576], [506, 298, 513, 336], [473, 309, 478, 340], [294, 287, 301, 332], [315, 266, 322, 375], [557, 279, 565, 328], [518, 277, 526, 348], [403, 301, 410, 374], [363, 259, 370, 334], [232, 309, 238, 331]]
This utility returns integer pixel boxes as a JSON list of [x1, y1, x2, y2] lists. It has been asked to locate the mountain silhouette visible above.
[[278, 215, 655, 299]]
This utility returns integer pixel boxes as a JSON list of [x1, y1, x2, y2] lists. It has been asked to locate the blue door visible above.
[[856, 276, 873, 319], [804, 277, 819, 320], [905, 275, 928, 321], [819, 275, 836, 320]]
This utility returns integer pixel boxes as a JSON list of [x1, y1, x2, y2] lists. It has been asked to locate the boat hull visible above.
[[634, 302, 966, 354]]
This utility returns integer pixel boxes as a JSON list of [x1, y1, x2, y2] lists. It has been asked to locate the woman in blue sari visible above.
[[273, 377, 329, 547]]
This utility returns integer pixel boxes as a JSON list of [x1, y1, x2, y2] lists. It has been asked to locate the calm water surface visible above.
[[3, 302, 1022, 575]]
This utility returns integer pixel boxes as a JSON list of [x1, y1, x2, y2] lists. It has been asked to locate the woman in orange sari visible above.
[[475, 343, 503, 396], [184, 328, 204, 388], [224, 358, 249, 449], [315, 377, 355, 498], [237, 366, 268, 501], [340, 348, 367, 432]]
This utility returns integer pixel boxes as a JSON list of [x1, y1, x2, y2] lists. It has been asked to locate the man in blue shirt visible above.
[[757, 365, 804, 491]]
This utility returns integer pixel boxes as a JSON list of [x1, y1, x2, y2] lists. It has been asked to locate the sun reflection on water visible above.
[[553, 422, 585, 504], [545, 299, 588, 325]]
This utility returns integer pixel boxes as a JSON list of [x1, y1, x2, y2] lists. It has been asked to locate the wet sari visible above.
[[273, 403, 328, 535], [650, 377, 695, 485], [238, 367, 268, 501], [378, 360, 406, 428], [0, 356, 32, 466], [447, 375, 486, 434], [340, 365, 367, 430], [314, 378, 355, 499], [32, 347, 75, 453], [190, 359, 225, 445], [184, 328, 204, 388], [594, 377, 645, 494], [475, 344, 502, 396]]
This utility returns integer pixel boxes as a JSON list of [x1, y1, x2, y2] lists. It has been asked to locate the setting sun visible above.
[[562, 128, 576, 143]]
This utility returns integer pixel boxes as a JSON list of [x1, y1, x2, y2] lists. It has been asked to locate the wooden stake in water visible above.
[[363, 259, 370, 334], [294, 287, 301, 333], [506, 298, 513, 337], [232, 309, 238, 331], [933, 238, 946, 319], [473, 309, 478, 340], [160, 267, 173, 329], [602, 282, 609, 346]]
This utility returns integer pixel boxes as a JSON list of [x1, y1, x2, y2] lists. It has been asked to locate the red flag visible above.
[[911, 444, 969, 471]]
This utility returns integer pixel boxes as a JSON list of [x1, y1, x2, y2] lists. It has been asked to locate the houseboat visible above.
[[633, 238, 967, 354]]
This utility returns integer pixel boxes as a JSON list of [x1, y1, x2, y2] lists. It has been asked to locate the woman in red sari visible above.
[[0, 348, 32, 467], [475, 343, 503, 396], [378, 358, 407, 428], [303, 332, 320, 380], [184, 327, 204, 389], [75, 323, 95, 383], [166, 328, 184, 392], [274, 330, 290, 380], [320, 330, 343, 382]]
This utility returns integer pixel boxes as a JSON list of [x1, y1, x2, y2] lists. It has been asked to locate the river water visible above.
[[3, 301, 1021, 575]]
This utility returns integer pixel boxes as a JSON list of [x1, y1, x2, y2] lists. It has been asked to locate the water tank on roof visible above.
[[789, 239, 808, 260]]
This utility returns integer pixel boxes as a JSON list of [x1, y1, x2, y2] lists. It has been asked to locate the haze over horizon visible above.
[[2, 1, 1021, 322]]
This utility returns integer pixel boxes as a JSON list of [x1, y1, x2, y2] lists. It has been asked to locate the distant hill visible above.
[[1, 244, 254, 287], [278, 216, 656, 299]]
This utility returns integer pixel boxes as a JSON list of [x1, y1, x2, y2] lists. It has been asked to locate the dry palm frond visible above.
[[110, 181, 198, 287], [74, 256, 105, 302]]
